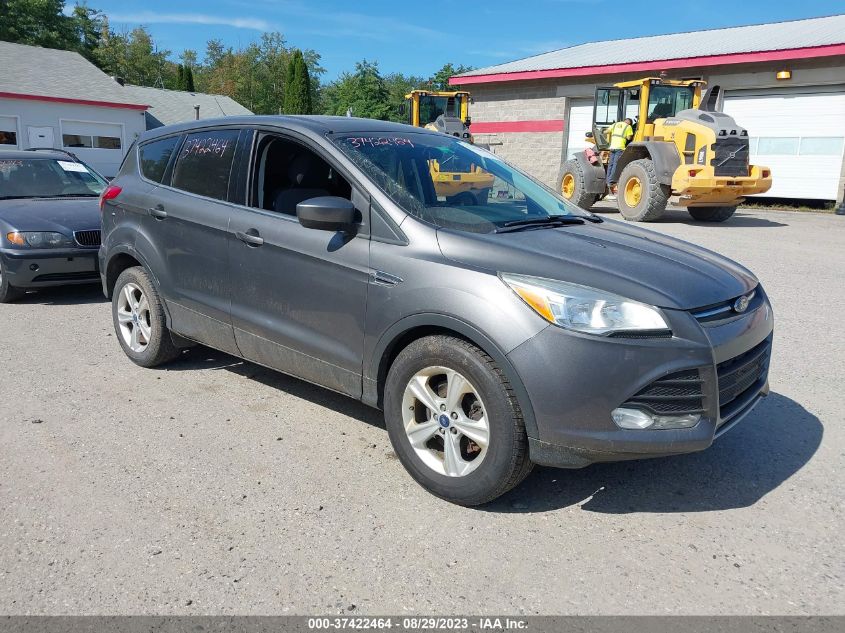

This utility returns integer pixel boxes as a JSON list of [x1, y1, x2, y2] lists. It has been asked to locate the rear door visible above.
[[138, 127, 244, 354], [227, 129, 371, 397]]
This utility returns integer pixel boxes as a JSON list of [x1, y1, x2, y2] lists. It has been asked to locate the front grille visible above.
[[710, 138, 750, 177], [622, 368, 706, 416], [74, 230, 101, 247], [717, 338, 771, 416]]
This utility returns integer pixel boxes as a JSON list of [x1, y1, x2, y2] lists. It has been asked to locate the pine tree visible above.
[[283, 49, 312, 114], [184, 65, 195, 92]]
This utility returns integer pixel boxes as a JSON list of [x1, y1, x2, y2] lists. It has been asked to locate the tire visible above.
[[560, 159, 598, 209], [384, 335, 533, 506], [0, 260, 24, 303], [112, 266, 180, 368], [616, 159, 670, 222], [687, 206, 737, 222]]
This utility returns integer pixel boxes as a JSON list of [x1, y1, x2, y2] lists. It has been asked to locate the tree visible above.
[[284, 49, 311, 114], [430, 62, 474, 91], [183, 65, 195, 92], [321, 60, 391, 120], [94, 23, 174, 87], [70, 2, 104, 61]]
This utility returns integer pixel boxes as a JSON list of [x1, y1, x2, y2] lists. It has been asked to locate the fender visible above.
[[616, 142, 681, 186], [570, 151, 607, 195], [103, 242, 175, 327], [364, 312, 541, 440]]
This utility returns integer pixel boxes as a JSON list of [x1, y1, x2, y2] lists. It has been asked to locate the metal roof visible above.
[[0, 41, 147, 108], [121, 84, 252, 128], [456, 14, 845, 78]]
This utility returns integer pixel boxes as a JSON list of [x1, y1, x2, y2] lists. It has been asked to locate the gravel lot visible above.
[[1, 208, 842, 615]]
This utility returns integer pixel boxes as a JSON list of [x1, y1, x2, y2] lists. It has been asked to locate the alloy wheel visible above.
[[401, 366, 489, 477], [116, 282, 152, 353]]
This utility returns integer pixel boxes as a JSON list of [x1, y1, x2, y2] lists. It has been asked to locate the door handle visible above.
[[148, 205, 167, 219], [235, 230, 264, 247]]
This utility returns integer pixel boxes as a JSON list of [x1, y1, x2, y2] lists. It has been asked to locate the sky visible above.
[[89, 0, 844, 81]]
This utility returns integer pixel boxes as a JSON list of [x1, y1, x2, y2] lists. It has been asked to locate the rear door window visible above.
[[139, 136, 180, 183], [171, 129, 240, 200]]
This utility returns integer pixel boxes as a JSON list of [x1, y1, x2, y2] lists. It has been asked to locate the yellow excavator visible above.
[[560, 77, 772, 222], [402, 89, 495, 205]]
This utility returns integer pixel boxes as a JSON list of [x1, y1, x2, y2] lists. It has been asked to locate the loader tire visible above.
[[617, 159, 670, 222], [560, 159, 597, 210], [688, 206, 737, 222]]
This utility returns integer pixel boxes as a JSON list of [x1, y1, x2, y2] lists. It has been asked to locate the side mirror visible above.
[[297, 196, 357, 232], [585, 131, 594, 139]]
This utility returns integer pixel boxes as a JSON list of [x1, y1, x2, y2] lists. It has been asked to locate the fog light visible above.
[[612, 408, 702, 430]]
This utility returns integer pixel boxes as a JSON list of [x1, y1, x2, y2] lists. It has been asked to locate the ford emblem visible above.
[[733, 295, 750, 313]]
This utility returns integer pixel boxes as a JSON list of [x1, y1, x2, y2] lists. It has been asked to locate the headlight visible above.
[[500, 273, 670, 336], [6, 231, 75, 248]]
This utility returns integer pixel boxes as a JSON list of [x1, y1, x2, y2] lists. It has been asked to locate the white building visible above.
[[452, 14, 845, 204], [0, 41, 250, 179]]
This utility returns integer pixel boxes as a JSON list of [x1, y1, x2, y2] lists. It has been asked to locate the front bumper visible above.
[[0, 247, 100, 288], [508, 289, 774, 468]]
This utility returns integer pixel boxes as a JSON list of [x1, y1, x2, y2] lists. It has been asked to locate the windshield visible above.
[[647, 86, 695, 122], [0, 157, 106, 199], [418, 95, 464, 126], [331, 133, 587, 234]]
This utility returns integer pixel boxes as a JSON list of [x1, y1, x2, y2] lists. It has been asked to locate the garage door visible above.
[[565, 98, 595, 159], [723, 88, 845, 200]]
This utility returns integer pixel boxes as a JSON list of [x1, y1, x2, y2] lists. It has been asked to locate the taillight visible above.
[[99, 185, 122, 212]]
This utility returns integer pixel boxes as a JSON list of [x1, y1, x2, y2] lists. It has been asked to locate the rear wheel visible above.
[[560, 159, 597, 209], [0, 260, 24, 303], [384, 335, 533, 506], [617, 159, 670, 222], [112, 267, 180, 367], [688, 206, 737, 222]]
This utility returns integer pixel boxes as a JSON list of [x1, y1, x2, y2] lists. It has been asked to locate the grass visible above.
[[739, 197, 839, 213]]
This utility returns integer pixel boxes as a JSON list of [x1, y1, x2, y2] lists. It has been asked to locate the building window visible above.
[[62, 134, 121, 150], [0, 131, 16, 146], [755, 137, 799, 156], [799, 137, 845, 156]]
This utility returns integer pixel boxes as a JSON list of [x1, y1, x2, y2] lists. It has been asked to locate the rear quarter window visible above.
[[139, 136, 180, 183], [171, 129, 239, 200]]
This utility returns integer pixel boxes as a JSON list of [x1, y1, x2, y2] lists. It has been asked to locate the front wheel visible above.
[[112, 266, 180, 367], [688, 206, 737, 222], [384, 335, 533, 506], [617, 159, 670, 222]]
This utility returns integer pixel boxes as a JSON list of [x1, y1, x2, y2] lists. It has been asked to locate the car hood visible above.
[[0, 197, 101, 234], [436, 218, 758, 310]]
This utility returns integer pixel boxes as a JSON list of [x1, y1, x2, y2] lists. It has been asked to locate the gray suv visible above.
[[99, 116, 773, 505]]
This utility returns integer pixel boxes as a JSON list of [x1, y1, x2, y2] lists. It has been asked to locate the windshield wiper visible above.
[[0, 195, 34, 200], [48, 193, 99, 198], [495, 216, 584, 233]]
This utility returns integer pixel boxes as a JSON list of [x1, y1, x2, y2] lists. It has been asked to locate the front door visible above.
[[228, 131, 371, 397]]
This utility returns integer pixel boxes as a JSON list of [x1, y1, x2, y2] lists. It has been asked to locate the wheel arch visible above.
[[366, 314, 539, 440], [616, 142, 681, 186], [104, 249, 144, 298]]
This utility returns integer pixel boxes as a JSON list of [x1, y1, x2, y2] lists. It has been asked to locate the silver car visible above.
[[99, 116, 773, 505]]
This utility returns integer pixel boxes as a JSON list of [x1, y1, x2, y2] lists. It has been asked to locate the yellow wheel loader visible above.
[[401, 90, 495, 205], [560, 78, 772, 222]]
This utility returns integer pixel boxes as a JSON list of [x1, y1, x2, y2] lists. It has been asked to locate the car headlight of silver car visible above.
[[6, 231, 75, 248], [500, 273, 670, 336]]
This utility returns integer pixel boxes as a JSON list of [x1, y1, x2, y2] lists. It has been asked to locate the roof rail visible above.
[[23, 147, 81, 161]]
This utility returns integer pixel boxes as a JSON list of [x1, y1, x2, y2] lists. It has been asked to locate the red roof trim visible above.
[[450, 43, 845, 85], [471, 120, 564, 133], [0, 91, 149, 110]]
